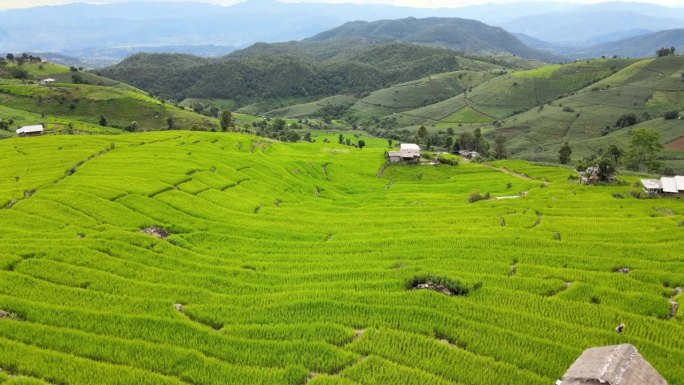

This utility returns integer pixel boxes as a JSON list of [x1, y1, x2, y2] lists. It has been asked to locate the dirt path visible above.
[[484, 164, 539, 182], [376, 163, 390, 178]]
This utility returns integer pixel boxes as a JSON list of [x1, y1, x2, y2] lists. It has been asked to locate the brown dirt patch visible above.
[[665, 136, 684, 150], [141, 226, 170, 238]]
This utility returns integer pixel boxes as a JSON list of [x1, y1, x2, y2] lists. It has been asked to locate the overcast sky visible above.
[[1, 0, 683, 9]]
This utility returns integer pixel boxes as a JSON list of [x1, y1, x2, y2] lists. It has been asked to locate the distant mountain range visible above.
[[2, 1, 684, 66], [306, 18, 562, 62]]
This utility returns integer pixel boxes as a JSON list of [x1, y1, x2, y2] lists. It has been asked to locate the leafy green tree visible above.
[[99, 115, 107, 127], [9, 67, 28, 80], [6, 53, 14, 61], [358, 139, 366, 149], [417, 126, 428, 143], [624, 128, 663, 172], [457, 131, 475, 151], [596, 157, 617, 182], [272, 118, 286, 131], [445, 136, 453, 149], [559, 142, 572, 165], [387, 139, 393, 148], [338, 134, 344, 144], [126, 121, 138, 132], [303, 132, 312, 142], [220, 110, 233, 131], [166, 116, 175, 130], [605, 144, 623, 163], [493, 134, 507, 160], [615, 113, 638, 128]]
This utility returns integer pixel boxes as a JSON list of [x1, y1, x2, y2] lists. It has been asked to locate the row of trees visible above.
[[656, 47, 676, 57]]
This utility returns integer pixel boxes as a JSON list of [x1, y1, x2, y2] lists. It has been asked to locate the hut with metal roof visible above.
[[559, 344, 667, 385]]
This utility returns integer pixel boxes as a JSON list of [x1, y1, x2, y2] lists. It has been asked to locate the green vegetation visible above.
[[0, 131, 682, 385], [0, 62, 217, 135]]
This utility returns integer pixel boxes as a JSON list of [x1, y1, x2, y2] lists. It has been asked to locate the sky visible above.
[[1, 0, 683, 9]]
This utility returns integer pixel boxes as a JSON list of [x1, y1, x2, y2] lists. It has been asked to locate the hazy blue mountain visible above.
[[307, 18, 564, 62], [570, 29, 684, 59], [502, 2, 684, 45]]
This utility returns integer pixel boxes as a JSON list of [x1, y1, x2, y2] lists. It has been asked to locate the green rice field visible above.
[[0, 131, 682, 385]]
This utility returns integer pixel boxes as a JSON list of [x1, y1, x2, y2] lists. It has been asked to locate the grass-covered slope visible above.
[[0, 131, 682, 385], [501, 56, 684, 165], [0, 62, 217, 135]]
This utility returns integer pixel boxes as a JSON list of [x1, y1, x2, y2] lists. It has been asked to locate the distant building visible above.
[[458, 150, 480, 159], [40, 78, 56, 85], [641, 176, 684, 195], [558, 344, 667, 385], [387, 143, 421, 163], [16, 125, 44, 137]]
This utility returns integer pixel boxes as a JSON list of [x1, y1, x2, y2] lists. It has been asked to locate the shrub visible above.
[[406, 274, 471, 296], [468, 191, 490, 203], [664, 111, 680, 120]]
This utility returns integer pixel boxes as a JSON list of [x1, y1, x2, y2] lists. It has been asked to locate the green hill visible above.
[[0, 131, 682, 385], [499, 56, 684, 168], [0, 61, 218, 136], [307, 17, 564, 62]]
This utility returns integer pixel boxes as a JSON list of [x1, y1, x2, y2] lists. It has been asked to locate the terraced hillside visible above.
[[502, 56, 684, 166], [0, 131, 682, 385], [0, 62, 217, 138]]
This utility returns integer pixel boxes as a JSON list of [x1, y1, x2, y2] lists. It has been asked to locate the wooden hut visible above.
[[559, 344, 667, 385]]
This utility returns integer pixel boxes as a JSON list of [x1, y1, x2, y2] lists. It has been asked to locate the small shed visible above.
[[16, 125, 44, 137], [559, 344, 667, 385], [387, 143, 421, 163], [458, 150, 480, 159], [40, 78, 56, 85]]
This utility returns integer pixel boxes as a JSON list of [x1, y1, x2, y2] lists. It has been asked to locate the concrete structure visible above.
[[387, 143, 421, 164], [558, 344, 667, 385], [641, 176, 684, 195], [40, 78, 56, 85], [16, 125, 44, 137]]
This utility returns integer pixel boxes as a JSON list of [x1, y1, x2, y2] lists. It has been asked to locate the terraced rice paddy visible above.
[[0, 131, 683, 385]]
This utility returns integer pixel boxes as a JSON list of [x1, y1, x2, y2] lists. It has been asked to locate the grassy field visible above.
[[0, 130, 682, 385], [0, 63, 218, 135]]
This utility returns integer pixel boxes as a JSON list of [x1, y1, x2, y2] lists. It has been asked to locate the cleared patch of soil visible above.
[[412, 282, 455, 296], [665, 136, 684, 150]]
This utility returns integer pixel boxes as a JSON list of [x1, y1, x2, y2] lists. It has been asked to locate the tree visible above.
[[9, 67, 28, 80], [166, 116, 175, 130], [664, 111, 680, 120], [72, 73, 84, 84], [271, 118, 286, 131], [126, 121, 138, 132], [338, 134, 344, 144], [417, 126, 428, 142], [596, 157, 617, 182], [624, 128, 663, 172], [615, 113, 638, 128], [99, 116, 107, 126], [6, 53, 14, 61], [605, 144, 623, 163], [457, 131, 475, 151], [445, 136, 453, 149], [493, 133, 507, 160], [219, 110, 232, 131], [387, 139, 393, 148], [303, 132, 312, 142], [358, 139, 366, 149], [559, 142, 572, 164]]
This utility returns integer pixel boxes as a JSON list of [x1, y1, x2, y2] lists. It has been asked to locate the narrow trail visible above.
[[484, 164, 539, 182], [376, 163, 390, 178]]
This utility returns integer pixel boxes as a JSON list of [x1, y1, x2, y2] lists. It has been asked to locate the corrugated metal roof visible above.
[[641, 179, 661, 190], [400, 143, 420, 151], [16, 125, 44, 134], [561, 344, 667, 385], [388, 151, 401, 157], [661, 177, 678, 193], [675, 176, 684, 191]]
